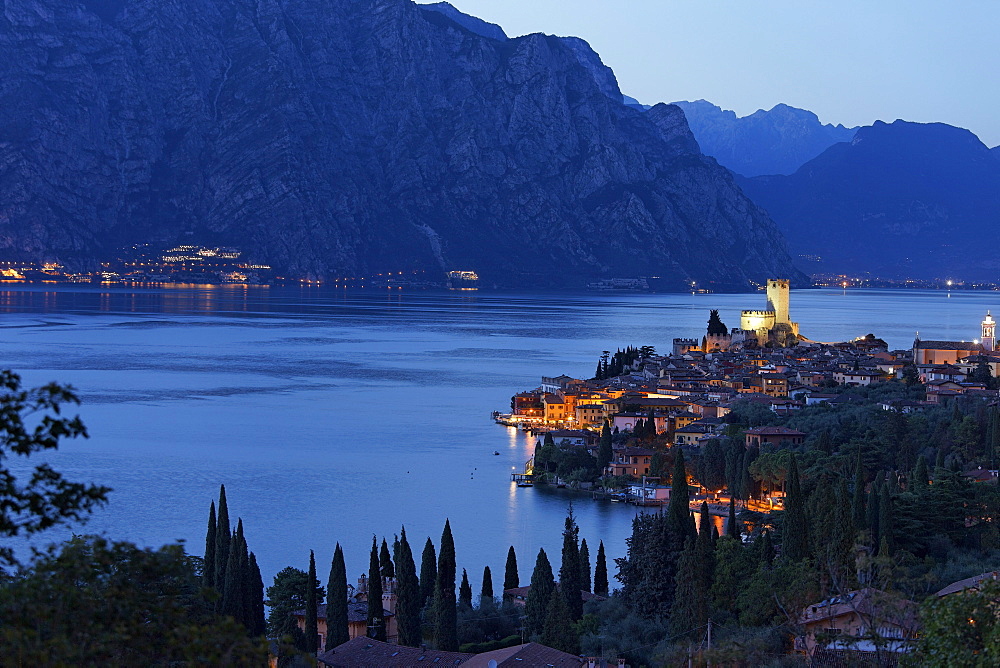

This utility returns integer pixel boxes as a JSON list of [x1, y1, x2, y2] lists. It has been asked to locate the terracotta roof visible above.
[[503, 585, 606, 604], [935, 572, 1000, 597], [463, 643, 583, 667], [745, 426, 805, 436], [317, 637, 471, 667], [915, 340, 985, 351]]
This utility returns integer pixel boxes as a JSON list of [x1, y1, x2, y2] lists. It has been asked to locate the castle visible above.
[[740, 279, 800, 347]]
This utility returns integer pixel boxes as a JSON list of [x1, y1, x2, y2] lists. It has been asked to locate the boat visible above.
[[447, 270, 479, 290]]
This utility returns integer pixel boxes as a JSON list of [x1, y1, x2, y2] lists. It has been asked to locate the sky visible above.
[[437, 0, 1000, 147]]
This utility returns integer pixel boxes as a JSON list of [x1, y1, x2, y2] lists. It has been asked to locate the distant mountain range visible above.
[[0, 0, 805, 289], [671, 100, 858, 177], [737, 120, 1000, 280]]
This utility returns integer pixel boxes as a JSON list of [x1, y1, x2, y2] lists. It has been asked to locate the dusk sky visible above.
[[441, 0, 1000, 147]]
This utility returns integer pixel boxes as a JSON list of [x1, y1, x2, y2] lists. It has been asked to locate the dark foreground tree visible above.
[[420, 538, 437, 609], [204, 501, 217, 591], [304, 551, 319, 652], [579, 538, 591, 593], [433, 519, 458, 650], [594, 541, 609, 597], [559, 507, 583, 620], [326, 544, 348, 650], [525, 548, 556, 636], [503, 546, 518, 599], [459, 568, 473, 608], [367, 538, 386, 641], [0, 536, 265, 664], [0, 371, 109, 566], [541, 588, 579, 654], [481, 565, 494, 605], [395, 528, 422, 647], [266, 567, 323, 641], [379, 538, 395, 579]]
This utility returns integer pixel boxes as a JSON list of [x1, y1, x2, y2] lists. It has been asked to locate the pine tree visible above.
[[727, 495, 740, 539], [305, 550, 319, 652], [782, 454, 808, 562], [249, 552, 266, 637], [459, 569, 473, 608], [326, 544, 349, 650], [379, 538, 395, 579], [541, 587, 579, 654], [579, 538, 591, 593], [215, 485, 232, 611], [433, 519, 458, 651], [367, 538, 386, 641], [419, 538, 437, 609], [525, 548, 556, 636], [597, 420, 614, 473], [481, 565, 494, 606], [559, 507, 583, 620], [503, 546, 518, 600], [204, 500, 216, 591], [394, 529, 422, 647], [594, 541, 608, 597]]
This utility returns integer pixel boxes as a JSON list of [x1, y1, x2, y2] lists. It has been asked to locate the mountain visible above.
[[420, 2, 507, 41], [0, 0, 804, 289], [673, 100, 857, 177], [738, 120, 1000, 280]]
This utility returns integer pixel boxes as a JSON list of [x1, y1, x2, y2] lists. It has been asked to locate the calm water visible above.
[[2, 284, 997, 591]]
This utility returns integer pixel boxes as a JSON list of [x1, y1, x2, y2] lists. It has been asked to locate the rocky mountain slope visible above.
[[674, 100, 857, 177], [0, 0, 805, 288], [738, 120, 1000, 280]]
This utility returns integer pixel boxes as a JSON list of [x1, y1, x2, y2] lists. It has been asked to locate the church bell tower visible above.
[[983, 311, 996, 352]]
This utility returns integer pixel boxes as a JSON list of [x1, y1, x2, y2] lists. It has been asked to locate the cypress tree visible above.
[[394, 529, 422, 647], [758, 529, 775, 567], [221, 524, 244, 623], [419, 538, 437, 609], [667, 449, 694, 544], [559, 507, 583, 620], [525, 548, 556, 636], [305, 550, 319, 653], [913, 455, 930, 487], [579, 538, 591, 593], [542, 587, 579, 654], [249, 552, 266, 637], [215, 485, 231, 610], [866, 472, 882, 546], [879, 482, 894, 553], [204, 500, 216, 591], [379, 538, 395, 579], [367, 538, 386, 641], [594, 541, 608, 597], [481, 565, 494, 605], [782, 454, 808, 562], [598, 420, 614, 472], [727, 495, 740, 539], [503, 546, 518, 600], [326, 544, 349, 650], [433, 519, 458, 651], [852, 456, 867, 530], [669, 538, 709, 639], [240, 532, 254, 635], [459, 569, 473, 608]]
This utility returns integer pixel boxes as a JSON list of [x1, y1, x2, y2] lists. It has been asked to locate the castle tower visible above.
[[766, 279, 790, 325], [983, 311, 996, 352]]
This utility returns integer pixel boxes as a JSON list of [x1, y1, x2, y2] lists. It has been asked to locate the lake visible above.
[[1, 284, 996, 593]]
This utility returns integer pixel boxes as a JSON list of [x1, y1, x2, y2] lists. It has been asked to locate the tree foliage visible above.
[[0, 371, 109, 566]]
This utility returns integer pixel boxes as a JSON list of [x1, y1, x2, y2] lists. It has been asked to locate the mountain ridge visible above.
[[738, 119, 1000, 280], [0, 0, 805, 289]]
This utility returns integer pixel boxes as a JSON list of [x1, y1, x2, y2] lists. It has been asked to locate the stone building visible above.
[[740, 279, 800, 347]]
